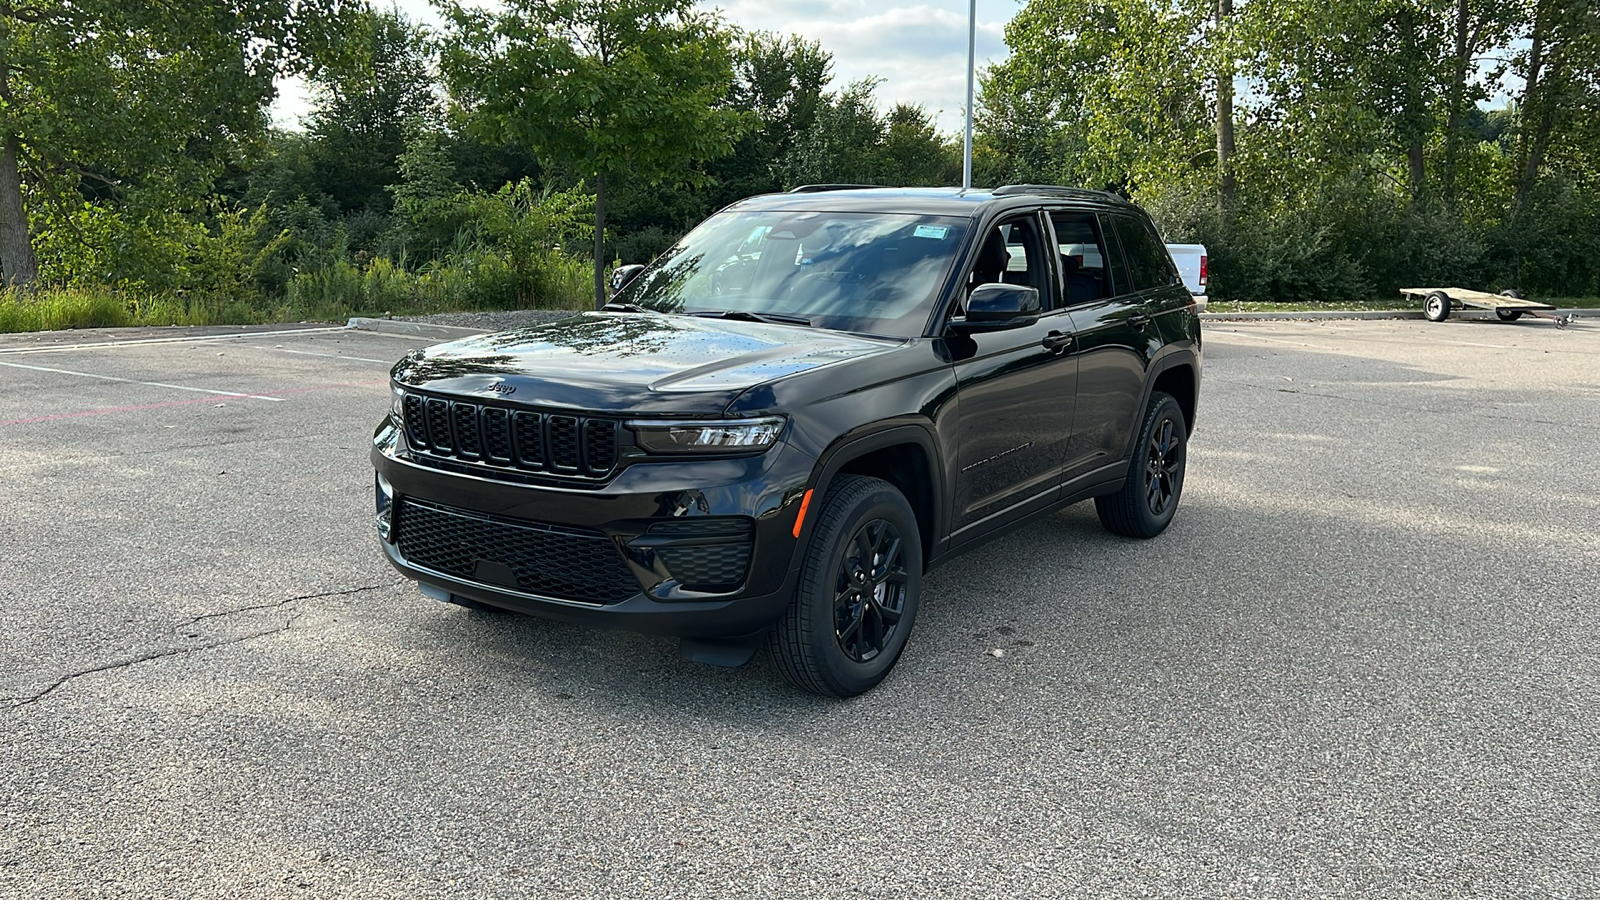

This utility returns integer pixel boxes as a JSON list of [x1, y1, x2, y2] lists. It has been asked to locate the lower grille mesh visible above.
[[658, 542, 752, 591], [394, 499, 639, 605]]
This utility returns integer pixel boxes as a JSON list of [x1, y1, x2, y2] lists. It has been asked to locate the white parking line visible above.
[[1437, 339, 1510, 349], [0, 325, 349, 355], [271, 347, 391, 364], [1209, 330, 1338, 350], [0, 360, 285, 401]]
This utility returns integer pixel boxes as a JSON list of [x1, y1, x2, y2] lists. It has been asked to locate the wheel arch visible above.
[[1144, 350, 1199, 434], [805, 423, 944, 571]]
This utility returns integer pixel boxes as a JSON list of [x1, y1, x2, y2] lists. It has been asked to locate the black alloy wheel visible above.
[[1095, 391, 1188, 539], [832, 518, 909, 664], [770, 475, 923, 697], [1144, 416, 1183, 518]]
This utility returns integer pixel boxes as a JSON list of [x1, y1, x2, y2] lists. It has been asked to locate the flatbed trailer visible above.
[[1401, 287, 1574, 327]]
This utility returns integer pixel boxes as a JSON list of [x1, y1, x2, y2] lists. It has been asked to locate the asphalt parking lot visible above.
[[1, 313, 1596, 898]]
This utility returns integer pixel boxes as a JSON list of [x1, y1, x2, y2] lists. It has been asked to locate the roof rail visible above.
[[787, 184, 884, 193], [992, 184, 1124, 202]]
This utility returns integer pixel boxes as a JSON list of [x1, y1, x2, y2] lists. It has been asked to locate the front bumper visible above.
[[371, 420, 816, 639]]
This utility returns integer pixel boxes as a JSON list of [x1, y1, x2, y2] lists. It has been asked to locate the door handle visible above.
[[1129, 312, 1151, 330], [1042, 330, 1074, 353]]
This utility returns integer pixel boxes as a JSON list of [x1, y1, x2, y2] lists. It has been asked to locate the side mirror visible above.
[[609, 264, 646, 295], [952, 283, 1041, 331]]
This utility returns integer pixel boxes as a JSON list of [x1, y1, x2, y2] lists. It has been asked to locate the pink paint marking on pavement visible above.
[[0, 380, 387, 427]]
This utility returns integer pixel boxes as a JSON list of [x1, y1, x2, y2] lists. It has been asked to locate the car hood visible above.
[[391, 311, 902, 414]]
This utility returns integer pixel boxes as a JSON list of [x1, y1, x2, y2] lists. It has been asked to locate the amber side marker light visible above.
[[792, 489, 814, 538]]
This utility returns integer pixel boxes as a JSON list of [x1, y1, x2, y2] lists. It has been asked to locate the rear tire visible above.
[[769, 475, 922, 697], [1424, 291, 1451, 322], [1096, 391, 1188, 539]]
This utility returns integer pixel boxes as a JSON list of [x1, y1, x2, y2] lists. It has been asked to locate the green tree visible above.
[[438, 0, 747, 308], [1511, 0, 1600, 215], [780, 79, 889, 186], [877, 105, 960, 186], [972, 63, 1077, 186], [982, 0, 1212, 192], [305, 6, 441, 215], [0, 0, 350, 290], [703, 32, 833, 205]]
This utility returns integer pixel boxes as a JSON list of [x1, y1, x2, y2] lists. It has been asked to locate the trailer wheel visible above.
[[1424, 291, 1451, 322], [1499, 289, 1524, 299], [1495, 308, 1522, 321]]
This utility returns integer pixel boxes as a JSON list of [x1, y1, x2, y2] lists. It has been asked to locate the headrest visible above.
[[977, 230, 1009, 273]]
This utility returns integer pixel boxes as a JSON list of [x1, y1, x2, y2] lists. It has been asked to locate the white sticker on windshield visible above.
[[913, 225, 949, 239]]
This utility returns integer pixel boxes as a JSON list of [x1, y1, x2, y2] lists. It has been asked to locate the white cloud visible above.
[[272, 0, 1016, 133], [711, 0, 1013, 131]]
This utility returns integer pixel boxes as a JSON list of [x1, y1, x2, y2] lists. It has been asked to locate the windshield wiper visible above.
[[688, 310, 813, 327], [601, 301, 649, 312]]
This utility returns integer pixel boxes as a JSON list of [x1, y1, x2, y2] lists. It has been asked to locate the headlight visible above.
[[629, 416, 785, 454], [391, 385, 405, 421]]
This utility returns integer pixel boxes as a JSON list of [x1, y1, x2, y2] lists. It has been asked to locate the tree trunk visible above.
[[1513, 2, 1550, 216], [0, 132, 38, 291], [1516, 63, 1559, 218], [1408, 139, 1426, 206], [1215, 0, 1236, 223], [1397, 5, 1427, 208], [592, 171, 607, 310], [1441, 0, 1473, 211]]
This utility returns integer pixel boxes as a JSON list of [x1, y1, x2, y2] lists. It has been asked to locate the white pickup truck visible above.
[[1165, 243, 1208, 309]]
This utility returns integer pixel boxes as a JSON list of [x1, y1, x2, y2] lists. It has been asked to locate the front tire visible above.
[[770, 475, 922, 697], [1095, 391, 1188, 539]]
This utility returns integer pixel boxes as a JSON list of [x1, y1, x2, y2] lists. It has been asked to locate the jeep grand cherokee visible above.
[[371, 185, 1202, 697]]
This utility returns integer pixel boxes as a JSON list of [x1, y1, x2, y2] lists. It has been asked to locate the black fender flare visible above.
[[792, 421, 946, 568], [1138, 343, 1201, 430]]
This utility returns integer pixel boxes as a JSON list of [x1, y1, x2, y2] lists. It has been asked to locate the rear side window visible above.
[[1110, 215, 1176, 293], [1049, 211, 1112, 305]]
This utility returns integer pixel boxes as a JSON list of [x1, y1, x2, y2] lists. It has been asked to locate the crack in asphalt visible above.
[[1, 585, 380, 711], [175, 584, 378, 630]]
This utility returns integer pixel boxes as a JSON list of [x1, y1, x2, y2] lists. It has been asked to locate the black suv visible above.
[[371, 185, 1201, 696]]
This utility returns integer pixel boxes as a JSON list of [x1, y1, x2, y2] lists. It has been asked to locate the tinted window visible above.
[[963, 216, 1053, 309], [1049, 211, 1111, 305], [621, 211, 968, 337], [1111, 215, 1175, 292], [1098, 215, 1131, 296]]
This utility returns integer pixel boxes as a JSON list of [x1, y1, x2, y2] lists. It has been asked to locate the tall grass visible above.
[[282, 248, 591, 323], [2, 178, 596, 334], [0, 248, 592, 334], [0, 286, 271, 333]]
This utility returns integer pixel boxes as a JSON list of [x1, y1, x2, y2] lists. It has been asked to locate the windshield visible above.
[[616, 210, 969, 337]]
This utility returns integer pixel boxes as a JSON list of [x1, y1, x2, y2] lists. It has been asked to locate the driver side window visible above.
[[960, 215, 1053, 314]]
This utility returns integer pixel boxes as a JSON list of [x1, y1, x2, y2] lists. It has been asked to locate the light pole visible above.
[[962, 0, 976, 189]]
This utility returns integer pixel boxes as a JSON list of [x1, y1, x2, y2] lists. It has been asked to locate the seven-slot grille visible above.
[[393, 498, 639, 605], [400, 391, 618, 477]]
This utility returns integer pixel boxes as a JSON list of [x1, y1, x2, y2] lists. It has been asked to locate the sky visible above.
[[271, 0, 1018, 135]]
